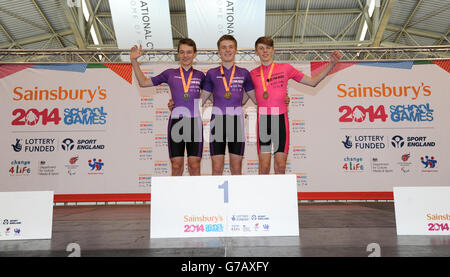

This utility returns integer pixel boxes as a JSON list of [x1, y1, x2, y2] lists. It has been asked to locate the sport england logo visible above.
[[391, 135, 404, 148], [61, 138, 105, 151], [61, 138, 75, 151], [391, 135, 435, 148]]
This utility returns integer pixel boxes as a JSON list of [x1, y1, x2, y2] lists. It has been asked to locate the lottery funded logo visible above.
[[9, 160, 31, 176], [11, 138, 56, 153], [342, 135, 385, 150]]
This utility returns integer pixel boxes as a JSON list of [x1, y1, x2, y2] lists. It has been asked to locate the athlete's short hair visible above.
[[254, 36, 274, 49], [217, 35, 237, 49], [178, 38, 197, 53]]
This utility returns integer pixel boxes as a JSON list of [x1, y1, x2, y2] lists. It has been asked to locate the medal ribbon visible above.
[[179, 66, 194, 94], [220, 64, 236, 93], [260, 63, 275, 96]]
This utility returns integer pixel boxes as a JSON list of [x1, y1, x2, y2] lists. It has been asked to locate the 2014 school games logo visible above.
[[290, 94, 305, 108], [390, 103, 434, 122], [138, 147, 153, 161], [140, 96, 154, 109], [154, 134, 168, 147], [11, 138, 56, 153], [292, 146, 306, 159], [63, 107, 107, 126], [87, 158, 104, 175], [155, 108, 169, 121], [9, 160, 31, 176], [154, 160, 169, 176], [291, 120, 305, 133], [139, 121, 153, 134], [295, 173, 307, 187], [138, 174, 152, 188], [246, 160, 259, 175], [391, 135, 435, 148]]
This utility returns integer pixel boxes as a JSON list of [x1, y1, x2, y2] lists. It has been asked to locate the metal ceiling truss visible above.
[[0, 45, 448, 64], [0, 0, 448, 60]]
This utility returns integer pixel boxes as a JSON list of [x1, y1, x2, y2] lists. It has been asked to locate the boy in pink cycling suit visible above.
[[250, 36, 342, 174]]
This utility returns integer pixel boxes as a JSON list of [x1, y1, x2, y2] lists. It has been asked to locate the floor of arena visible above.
[[1, 202, 449, 257]]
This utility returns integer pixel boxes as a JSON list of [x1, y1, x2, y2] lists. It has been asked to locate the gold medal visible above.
[[180, 66, 194, 101], [260, 63, 275, 100], [220, 64, 235, 100]]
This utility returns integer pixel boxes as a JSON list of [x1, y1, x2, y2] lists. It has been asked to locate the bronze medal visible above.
[[263, 91, 269, 99], [183, 93, 190, 101]]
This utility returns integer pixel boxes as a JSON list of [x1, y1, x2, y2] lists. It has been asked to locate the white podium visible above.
[[150, 175, 299, 238], [394, 187, 450, 235], [0, 191, 53, 240]]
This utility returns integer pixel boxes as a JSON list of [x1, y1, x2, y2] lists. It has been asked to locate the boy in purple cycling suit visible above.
[[130, 38, 205, 176], [202, 35, 256, 175]]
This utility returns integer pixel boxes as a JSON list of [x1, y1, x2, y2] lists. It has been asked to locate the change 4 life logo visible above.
[[88, 158, 104, 175], [421, 155, 438, 173], [342, 157, 364, 172], [9, 160, 31, 176]]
